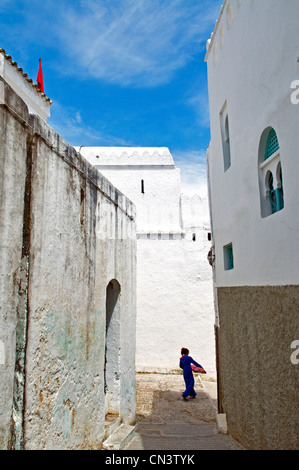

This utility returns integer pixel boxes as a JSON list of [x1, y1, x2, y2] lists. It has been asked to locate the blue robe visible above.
[[179, 355, 202, 397]]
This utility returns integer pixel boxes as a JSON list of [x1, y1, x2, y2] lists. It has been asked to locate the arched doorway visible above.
[[105, 279, 121, 418]]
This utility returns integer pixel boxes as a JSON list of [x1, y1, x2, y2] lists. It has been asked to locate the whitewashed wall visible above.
[[206, 0, 299, 288]]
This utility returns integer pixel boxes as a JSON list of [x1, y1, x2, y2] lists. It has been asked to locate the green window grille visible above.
[[265, 128, 279, 160]]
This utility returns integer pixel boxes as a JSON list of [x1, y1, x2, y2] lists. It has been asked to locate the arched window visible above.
[[220, 102, 231, 171], [258, 127, 284, 217]]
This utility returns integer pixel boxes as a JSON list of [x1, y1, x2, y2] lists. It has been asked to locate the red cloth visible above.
[[36, 58, 44, 94], [191, 364, 206, 373]]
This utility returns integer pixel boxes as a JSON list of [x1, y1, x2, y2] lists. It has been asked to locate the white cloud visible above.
[[188, 90, 211, 129], [1, 0, 222, 89], [172, 149, 208, 198], [53, 0, 221, 87], [48, 101, 131, 147]]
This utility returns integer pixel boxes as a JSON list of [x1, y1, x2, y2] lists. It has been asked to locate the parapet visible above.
[[205, 0, 243, 64], [77, 147, 175, 167], [0, 48, 52, 121]]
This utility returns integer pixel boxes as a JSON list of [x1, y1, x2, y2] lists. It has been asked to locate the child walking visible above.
[[179, 348, 203, 400]]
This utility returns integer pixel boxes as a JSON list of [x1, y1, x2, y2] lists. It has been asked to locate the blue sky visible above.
[[0, 0, 223, 195]]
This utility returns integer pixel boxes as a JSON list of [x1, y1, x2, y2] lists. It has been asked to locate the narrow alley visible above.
[[124, 373, 244, 451]]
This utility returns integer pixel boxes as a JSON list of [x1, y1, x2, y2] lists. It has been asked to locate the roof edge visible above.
[[0, 48, 52, 104], [204, 1, 227, 62]]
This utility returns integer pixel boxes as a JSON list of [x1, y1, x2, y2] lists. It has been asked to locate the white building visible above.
[[79, 147, 216, 374], [205, 0, 298, 450]]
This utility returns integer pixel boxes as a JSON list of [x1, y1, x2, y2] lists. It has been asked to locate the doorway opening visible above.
[[105, 279, 121, 426]]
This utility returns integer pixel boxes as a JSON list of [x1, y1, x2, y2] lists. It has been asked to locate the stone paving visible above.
[[125, 373, 244, 451]]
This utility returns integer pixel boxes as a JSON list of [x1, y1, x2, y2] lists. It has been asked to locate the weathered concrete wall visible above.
[[0, 78, 136, 449], [217, 286, 298, 450]]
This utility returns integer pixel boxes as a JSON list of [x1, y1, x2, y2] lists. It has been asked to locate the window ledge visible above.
[[260, 150, 280, 169]]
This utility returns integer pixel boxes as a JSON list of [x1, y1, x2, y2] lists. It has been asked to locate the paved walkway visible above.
[[125, 373, 244, 451]]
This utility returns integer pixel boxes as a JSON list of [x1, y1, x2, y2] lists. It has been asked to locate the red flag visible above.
[[36, 58, 44, 94]]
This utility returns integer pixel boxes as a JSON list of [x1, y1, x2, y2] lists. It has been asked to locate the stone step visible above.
[[104, 416, 121, 440], [102, 424, 135, 450], [216, 413, 228, 434]]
